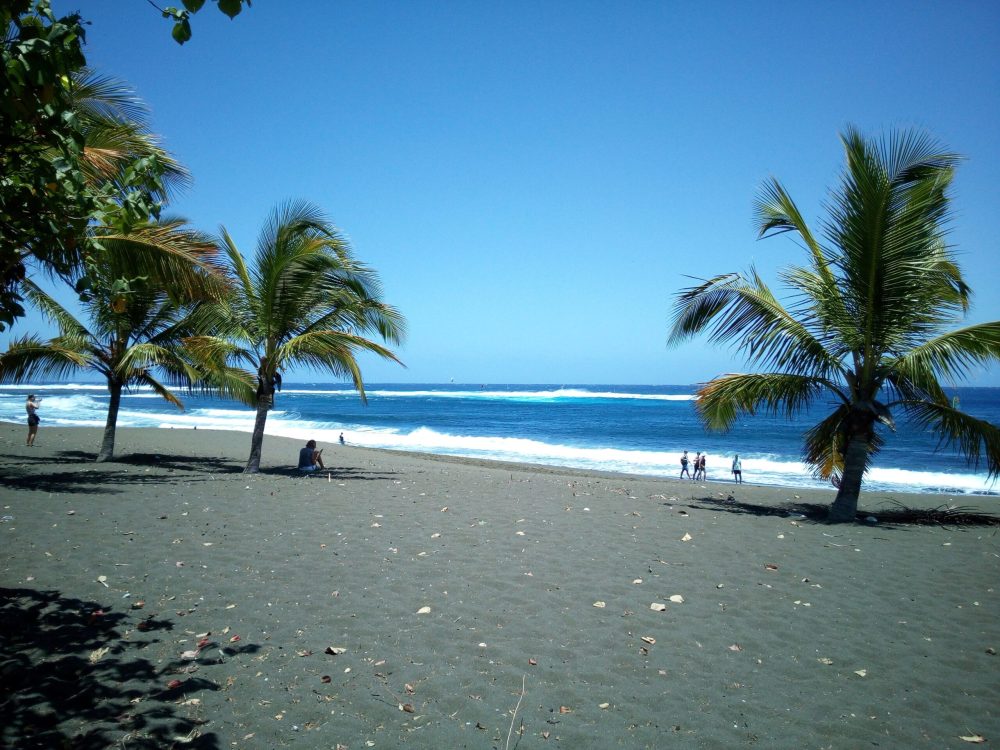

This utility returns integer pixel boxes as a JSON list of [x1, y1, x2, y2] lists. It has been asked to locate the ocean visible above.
[[2, 382, 998, 497]]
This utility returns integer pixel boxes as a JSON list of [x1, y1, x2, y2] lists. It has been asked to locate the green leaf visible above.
[[172, 18, 192, 44], [182, 0, 206, 11], [217, 0, 243, 19]]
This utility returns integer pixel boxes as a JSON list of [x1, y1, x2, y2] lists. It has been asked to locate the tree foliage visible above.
[[186, 201, 406, 472], [1, 0, 90, 329], [669, 128, 1000, 521], [150, 0, 251, 45], [0, 219, 225, 461], [2, 2, 184, 330]]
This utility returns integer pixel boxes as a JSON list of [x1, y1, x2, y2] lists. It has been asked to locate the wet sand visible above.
[[1, 423, 998, 749]]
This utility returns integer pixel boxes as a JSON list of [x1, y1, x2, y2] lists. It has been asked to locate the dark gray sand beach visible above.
[[1, 423, 998, 749]]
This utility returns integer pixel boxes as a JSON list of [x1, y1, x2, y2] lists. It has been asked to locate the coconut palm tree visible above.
[[0, 220, 224, 461], [185, 201, 406, 473], [668, 127, 1000, 521]]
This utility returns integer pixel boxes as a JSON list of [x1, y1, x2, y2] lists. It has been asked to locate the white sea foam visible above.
[[0, 383, 111, 392], [255, 422, 993, 496], [278, 387, 696, 402]]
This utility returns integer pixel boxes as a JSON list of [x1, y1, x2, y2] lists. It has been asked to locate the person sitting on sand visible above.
[[680, 450, 691, 479], [298, 439, 325, 472], [731, 454, 742, 484]]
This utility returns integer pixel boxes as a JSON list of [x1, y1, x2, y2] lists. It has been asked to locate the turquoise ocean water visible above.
[[1, 383, 998, 496]]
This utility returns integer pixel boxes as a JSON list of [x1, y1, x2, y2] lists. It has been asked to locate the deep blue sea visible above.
[[2, 382, 998, 496]]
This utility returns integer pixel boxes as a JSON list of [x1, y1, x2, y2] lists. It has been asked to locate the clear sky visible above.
[[14, 0, 1000, 385]]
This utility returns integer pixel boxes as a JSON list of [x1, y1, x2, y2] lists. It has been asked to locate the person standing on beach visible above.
[[731, 454, 742, 484], [697, 452, 707, 480], [680, 450, 691, 479], [693, 452, 702, 480], [298, 439, 325, 472], [25, 394, 41, 446], [339, 432, 345, 445]]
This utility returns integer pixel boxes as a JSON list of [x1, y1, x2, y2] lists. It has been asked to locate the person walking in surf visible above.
[[680, 450, 691, 479]]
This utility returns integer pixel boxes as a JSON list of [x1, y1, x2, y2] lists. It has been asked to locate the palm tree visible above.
[[0, 220, 224, 461], [185, 201, 406, 474], [668, 128, 1000, 521]]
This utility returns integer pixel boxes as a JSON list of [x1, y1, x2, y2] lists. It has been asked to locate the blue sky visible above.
[[14, 1, 1000, 385]]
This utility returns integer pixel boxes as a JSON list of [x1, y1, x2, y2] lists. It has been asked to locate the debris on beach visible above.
[[324, 646, 347, 655], [669, 595, 684, 603], [650, 602, 667, 612], [680, 532, 692, 542], [592, 601, 606, 608], [416, 606, 431, 614]]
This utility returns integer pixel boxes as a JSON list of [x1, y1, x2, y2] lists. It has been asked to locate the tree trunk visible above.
[[244, 399, 269, 473], [96, 381, 122, 463], [828, 433, 869, 522]]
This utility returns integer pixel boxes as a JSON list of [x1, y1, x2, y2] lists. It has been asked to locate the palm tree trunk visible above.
[[828, 433, 868, 522], [97, 380, 122, 462], [244, 399, 269, 473]]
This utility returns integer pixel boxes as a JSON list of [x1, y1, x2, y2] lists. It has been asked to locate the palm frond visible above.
[[801, 405, 850, 479], [901, 400, 1000, 479], [306, 296, 407, 346], [198, 365, 258, 406], [21, 279, 92, 338], [755, 177, 836, 286], [888, 322, 1000, 386], [695, 372, 840, 431], [276, 330, 404, 403], [72, 69, 191, 198], [94, 220, 227, 302], [825, 127, 965, 375], [131, 372, 185, 410], [182, 335, 254, 369], [0, 336, 90, 383], [115, 342, 187, 380], [71, 69, 151, 127], [800, 405, 886, 479], [669, 271, 840, 377]]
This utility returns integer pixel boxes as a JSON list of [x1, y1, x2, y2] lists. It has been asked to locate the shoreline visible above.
[[5, 420, 998, 505], [3, 423, 999, 748]]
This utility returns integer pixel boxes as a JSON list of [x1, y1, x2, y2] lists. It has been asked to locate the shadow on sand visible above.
[[0, 449, 402, 495], [0, 587, 243, 749], [683, 494, 999, 527]]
